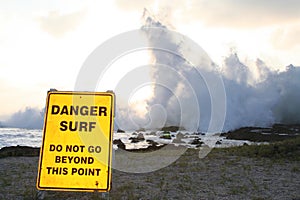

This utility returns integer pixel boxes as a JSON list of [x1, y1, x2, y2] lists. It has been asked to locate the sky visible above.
[[0, 0, 300, 120]]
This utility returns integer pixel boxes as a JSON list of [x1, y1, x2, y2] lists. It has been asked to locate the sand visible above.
[[0, 147, 299, 200]]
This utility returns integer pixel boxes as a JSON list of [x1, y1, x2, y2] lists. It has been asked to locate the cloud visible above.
[[192, 0, 300, 27], [271, 24, 300, 49], [115, 0, 300, 28], [37, 9, 86, 38], [115, 0, 153, 11]]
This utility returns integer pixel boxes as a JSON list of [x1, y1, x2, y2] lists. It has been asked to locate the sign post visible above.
[[37, 91, 114, 192]]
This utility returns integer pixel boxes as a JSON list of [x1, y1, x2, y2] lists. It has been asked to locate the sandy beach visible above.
[[0, 143, 299, 200]]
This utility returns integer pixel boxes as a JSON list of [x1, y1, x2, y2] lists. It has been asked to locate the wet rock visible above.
[[117, 129, 125, 133], [146, 139, 159, 146], [125, 140, 166, 152], [0, 146, 40, 158], [190, 138, 203, 147], [129, 138, 139, 143], [161, 126, 184, 132], [160, 131, 172, 139], [113, 139, 126, 150], [129, 133, 145, 143], [225, 124, 300, 142], [137, 133, 145, 140], [216, 140, 222, 145]]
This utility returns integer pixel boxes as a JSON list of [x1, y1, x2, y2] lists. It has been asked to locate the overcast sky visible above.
[[0, 0, 300, 120]]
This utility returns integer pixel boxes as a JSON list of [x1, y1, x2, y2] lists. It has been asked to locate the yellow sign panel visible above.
[[37, 91, 114, 192]]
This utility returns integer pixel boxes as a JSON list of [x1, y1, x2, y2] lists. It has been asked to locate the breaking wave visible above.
[[115, 13, 300, 132], [2, 107, 44, 129], [4, 13, 300, 132]]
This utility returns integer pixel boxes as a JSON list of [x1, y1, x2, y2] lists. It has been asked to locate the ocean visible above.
[[0, 128, 42, 149], [0, 127, 251, 150]]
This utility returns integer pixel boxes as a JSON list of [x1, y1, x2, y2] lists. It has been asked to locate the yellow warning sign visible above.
[[37, 91, 114, 192]]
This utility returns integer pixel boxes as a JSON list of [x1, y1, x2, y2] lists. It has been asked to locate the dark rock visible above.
[[117, 129, 125, 133], [0, 146, 40, 158], [190, 138, 203, 147], [129, 138, 139, 143], [113, 139, 126, 150], [220, 132, 229, 137], [193, 132, 205, 135], [186, 135, 198, 139], [161, 126, 184, 132], [146, 139, 159, 146], [124, 140, 166, 152], [215, 140, 222, 145], [129, 133, 145, 143], [137, 133, 145, 140], [225, 124, 300, 142], [160, 131, 172, 139]]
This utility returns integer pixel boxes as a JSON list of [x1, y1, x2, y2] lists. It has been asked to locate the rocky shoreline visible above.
[[222, 124, 300, 142], [1, 124, 299, 158], [0, 124, 299, 199]]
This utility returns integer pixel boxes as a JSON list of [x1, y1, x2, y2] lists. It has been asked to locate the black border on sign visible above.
[[36, 91, 114, 192]]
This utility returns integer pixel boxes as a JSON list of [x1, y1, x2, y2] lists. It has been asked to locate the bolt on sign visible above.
[[37, 91, 114, 192]]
